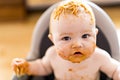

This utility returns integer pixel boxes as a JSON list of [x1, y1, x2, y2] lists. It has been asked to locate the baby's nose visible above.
[[71, 41, 83, 49]]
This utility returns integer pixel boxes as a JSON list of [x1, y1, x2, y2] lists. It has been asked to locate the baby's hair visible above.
[[51, 0, 95, 23], [49, 0, 95, 33]]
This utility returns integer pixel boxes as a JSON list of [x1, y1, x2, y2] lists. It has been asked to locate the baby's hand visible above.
[[11, 58, 29, 76]]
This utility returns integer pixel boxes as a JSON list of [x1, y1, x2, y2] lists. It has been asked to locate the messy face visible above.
[[49, 0, 98, 63], [49, 14, 98, 63]]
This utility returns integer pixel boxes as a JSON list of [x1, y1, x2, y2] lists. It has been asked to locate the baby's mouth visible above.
[[74, 52, 83, 56]]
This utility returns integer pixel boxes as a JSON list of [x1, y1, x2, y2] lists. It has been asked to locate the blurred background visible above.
[[0, 0, 119, 80]]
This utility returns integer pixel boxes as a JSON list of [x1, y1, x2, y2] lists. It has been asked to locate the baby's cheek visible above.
[[86, 40, 96, 48], [56, 47, 69, 59], [85, 42, 96, 56], [55, 43, 72, 58]]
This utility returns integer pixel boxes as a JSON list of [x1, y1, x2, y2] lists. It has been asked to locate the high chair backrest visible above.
[[12, 1, 120, 80]]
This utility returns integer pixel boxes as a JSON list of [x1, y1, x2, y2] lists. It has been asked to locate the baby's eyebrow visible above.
[[60, 33, 73, 36]]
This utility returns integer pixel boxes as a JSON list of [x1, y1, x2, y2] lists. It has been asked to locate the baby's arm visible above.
[[12, 47, 53, 76], [112, 62, 120, 80], [99, 49, 120, 80]]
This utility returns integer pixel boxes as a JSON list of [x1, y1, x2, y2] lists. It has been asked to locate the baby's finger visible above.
[[15, 67, 20, 76], [20, 67, 25, 75]]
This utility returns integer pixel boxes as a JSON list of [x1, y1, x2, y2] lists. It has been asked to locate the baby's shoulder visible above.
[[45, 46, 56, 57], [93, 47, 111, 60]]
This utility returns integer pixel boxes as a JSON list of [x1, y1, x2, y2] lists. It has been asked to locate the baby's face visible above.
[[49, 14, 98, 63]]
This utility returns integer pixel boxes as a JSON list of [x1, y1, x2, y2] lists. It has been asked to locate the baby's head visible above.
[[49, 0, 98, 63]]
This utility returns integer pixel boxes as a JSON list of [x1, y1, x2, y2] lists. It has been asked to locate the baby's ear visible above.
[[48, 33, 53, 43], [95, 28, 98, 35]]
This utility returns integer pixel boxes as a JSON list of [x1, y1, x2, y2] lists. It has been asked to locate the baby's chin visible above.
[[68, 55, 87, 63], [59, 53, 88, 63]]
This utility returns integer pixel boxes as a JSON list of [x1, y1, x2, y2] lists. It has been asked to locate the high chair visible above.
[[12, 1, 120, 80]]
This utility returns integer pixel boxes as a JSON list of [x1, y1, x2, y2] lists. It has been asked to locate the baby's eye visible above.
[[82, 34, 90, 39], [61, 36, 71, 41]]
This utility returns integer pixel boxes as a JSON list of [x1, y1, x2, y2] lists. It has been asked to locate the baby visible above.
[[12, 0, 120, 80]]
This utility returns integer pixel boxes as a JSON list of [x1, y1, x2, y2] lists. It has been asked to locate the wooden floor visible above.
[[0, 5, 120, 80], [0, 12, 42, 79]]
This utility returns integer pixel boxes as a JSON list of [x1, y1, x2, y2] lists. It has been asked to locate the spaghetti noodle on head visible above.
[[50, 0, 95, 33]]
